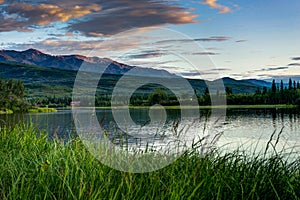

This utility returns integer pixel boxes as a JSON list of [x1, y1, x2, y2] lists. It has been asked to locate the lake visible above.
[[1, 108, 300, 156]]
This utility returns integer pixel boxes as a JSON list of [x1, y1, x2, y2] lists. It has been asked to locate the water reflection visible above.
[[1, 108, 300, 156]]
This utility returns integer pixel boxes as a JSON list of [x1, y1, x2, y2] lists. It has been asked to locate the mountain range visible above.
[[0, 49, 174, 77], [0, 49, 272, 98]]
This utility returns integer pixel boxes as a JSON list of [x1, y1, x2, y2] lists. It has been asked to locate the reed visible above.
[[0, 123, 299, 199]]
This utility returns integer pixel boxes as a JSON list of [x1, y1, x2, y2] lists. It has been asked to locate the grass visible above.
[[0, 109, 13, 115], [0, 123, 300, 199], [0, 108, 56, 115], [28, 107, 58, 113]]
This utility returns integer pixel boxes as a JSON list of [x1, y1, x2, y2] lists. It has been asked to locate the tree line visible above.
[[12, 78, 300, 108], [225, 78, 300, 105], [30, 80, 300, 107]]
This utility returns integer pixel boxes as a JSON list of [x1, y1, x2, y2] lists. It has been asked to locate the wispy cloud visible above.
[[195, 36, 231, 42], [291, 57, 300, 61], [190, 52, 219, 55], [250, 66, 289, 73], [180, 68, 231, 77], [70, 1, 197, 36], [0, 0, 197, 36], [1, 2, 101, 32], [156, 36, 231, 44], [7, 37, 144, 56], [288, 63, 300, 66], [235, 40, 247, 43], [123, 50, 165, 59], [201, 0, 231, 14], [265, 66, 289, 71]]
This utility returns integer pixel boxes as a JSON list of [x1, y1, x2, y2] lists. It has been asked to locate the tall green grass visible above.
[[0, 123, 300, 199]]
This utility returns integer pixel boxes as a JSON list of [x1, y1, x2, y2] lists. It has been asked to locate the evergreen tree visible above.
[[289, 78, 293, 90], [280, 80, 284, 91], [255, 87, 261, 95], [204, 87, 209, 96], [225, 86, 233, 95], [262, 87, 267, 95], [271, 79, 276, 93]]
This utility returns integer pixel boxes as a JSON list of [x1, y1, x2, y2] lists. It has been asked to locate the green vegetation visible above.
[[0, 62, 261, 108], [0, 76, 57, 113], [1, 123, 300, 199], [0, 77, 29, 113], [225, 78, 300, 105], [2, 62, 300, 109], [0, 109, 13, 114], [28, 107, 58, 113]]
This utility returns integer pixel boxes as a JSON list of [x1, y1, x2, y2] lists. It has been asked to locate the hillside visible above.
[[0, 49, 174, 78], [0, 62, 265, 98]]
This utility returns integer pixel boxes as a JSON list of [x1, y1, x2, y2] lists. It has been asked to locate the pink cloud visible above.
[[202, 0, 231, 14]]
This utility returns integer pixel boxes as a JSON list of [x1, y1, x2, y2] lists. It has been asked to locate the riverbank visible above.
[[0, 124, 299, 199], [28, 107, 58, 113], [0, 107, 57, 115], [0, 109, 13, 114], [69, 104, 298, 110]]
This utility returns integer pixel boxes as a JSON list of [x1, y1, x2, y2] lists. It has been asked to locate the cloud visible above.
[[235, 40, 247, 43], [288, 63, 300, 66], [195, 36, 231, 42], [0, 0, 197, 36], [69, 1, 197, 36], [209, 68, 231, 71], [291, 57, 300, 61], [180, 68, 231, 77], [202, 0, 231, 14], [124, 60, 181, 67], [191, 52, 219, 55], [266, 66, 289, 71], [8, 36, 147, 56], [1, 2, 101, 32], [251, 66, 289, 73], [124, 50, 165, 59], [0, 15, 32, 32], [156, 36, 231, 44]]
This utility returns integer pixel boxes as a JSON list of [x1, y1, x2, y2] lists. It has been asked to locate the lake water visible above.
[[1, 108, 300, 156]]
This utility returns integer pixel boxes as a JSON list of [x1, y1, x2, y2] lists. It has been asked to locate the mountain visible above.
[[216, 77, 265, 94], [263, 76, 300, 83], [0, 49, 268, 98], [0, 49, 175, 77], [242, 79, 271, 88], [0, 62, 263, 98]]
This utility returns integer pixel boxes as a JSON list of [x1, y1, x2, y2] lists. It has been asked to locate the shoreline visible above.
[[0, 107, 58, 115], [68, 104, 298, 110]]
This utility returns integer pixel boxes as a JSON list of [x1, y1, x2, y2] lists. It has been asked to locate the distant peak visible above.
[[222, 77, 234, 80], [23, 48, 43, 54]]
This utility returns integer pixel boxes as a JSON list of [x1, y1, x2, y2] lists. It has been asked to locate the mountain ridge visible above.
[[0, 49, 272, 97], [0, 48, 175, 78]]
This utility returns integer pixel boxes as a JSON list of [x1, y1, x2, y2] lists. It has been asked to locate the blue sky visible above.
[[0, 0, 300, 80]]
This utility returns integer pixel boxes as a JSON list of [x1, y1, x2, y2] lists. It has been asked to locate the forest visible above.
[[27, 78, 300, 108], [1, 77, 300, 110]]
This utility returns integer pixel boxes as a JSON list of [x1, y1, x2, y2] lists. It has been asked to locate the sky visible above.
[[0, 0, 300, 80]]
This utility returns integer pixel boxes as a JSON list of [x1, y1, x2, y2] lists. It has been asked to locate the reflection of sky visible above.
[[1, 0, 300, 80]]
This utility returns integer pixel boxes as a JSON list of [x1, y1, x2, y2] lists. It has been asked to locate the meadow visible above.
[[1, 123, 300, 199]]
